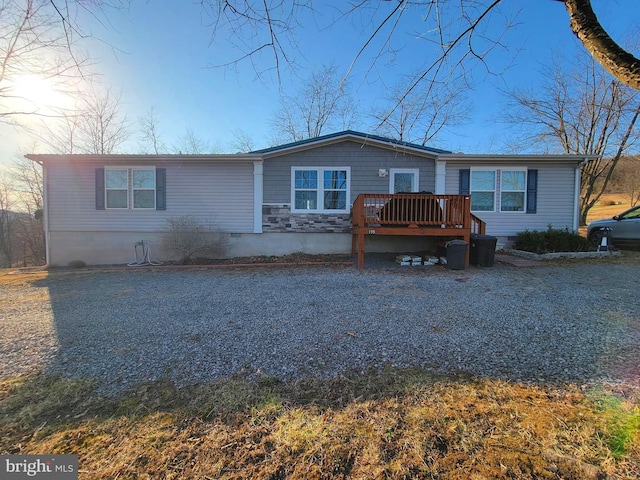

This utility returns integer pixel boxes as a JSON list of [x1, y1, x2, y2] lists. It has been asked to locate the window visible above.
[[323, 170, 348, 210], [294, 170, 318, 210], [105, 169, 129, 209], [105, 167, 156, 209], [390, 168, 419, 193], [292, 167, 350, 213], [500, 170, 526, 212], [470, 170, 496, 211], [460, 168, 536, 214], [132, 169, 156, 209]]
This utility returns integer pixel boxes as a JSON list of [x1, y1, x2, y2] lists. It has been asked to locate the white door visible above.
[[390, 168, 419, 193]]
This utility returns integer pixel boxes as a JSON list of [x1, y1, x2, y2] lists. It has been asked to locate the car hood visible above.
[[588, 217, 616, 231]]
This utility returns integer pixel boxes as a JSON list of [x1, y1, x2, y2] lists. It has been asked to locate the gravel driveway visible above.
[[2, 257, 639, 395]]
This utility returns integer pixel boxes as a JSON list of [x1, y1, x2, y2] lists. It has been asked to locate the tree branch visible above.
[[563, 0, 640, 89]]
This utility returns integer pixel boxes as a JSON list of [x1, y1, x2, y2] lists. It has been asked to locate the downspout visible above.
[[253, 160, 264, 233]]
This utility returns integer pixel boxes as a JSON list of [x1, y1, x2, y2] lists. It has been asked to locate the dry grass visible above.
[[1, 371, 638, 479], [588, 194, 633, 223], [0, 268, 48, 286]]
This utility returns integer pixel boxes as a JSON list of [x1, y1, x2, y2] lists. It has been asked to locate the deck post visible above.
[[463, 196, 471, 267], [357, 232, 365, 269], [463, 232, 471, 267], [351, 193, 481, 270]]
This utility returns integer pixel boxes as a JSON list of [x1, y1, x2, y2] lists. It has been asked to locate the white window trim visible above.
[[105, 166, 156, 210], [499, 168, 527, 213], [291, 166, 351, 214], [389, 168, 420, 193], [470, 167, 497, 213]]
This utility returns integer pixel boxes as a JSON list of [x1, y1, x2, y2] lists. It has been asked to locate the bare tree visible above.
[[562, 0, 640, 90], [230, 128, 256, 152], [173, 128, 219, 154], [79, 86, 129, 154], [272, 65, 359, 142], [138, 107, 166, 154], [202, 0, 310, 82], [372, 74, 470, 146], [12, 156, 43, 213], [505, 55, 640, 225], [0, 0, 123, 124], [0, 155, 45, 267], [10, 156, 45, 265], [38, 111, 82, 154], [37, 85, 130, 154], [0, 173, 14, 266], [201, 1, 640, 101], [610, 155, 640, 206]]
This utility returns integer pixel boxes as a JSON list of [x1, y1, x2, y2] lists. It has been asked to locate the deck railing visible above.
[[471, 213, 487, 235], [352, 193, 487, 269], [353, 193, 475, 230]]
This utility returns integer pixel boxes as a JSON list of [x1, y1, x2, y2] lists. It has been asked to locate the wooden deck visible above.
[[351, 193, 486, 269]]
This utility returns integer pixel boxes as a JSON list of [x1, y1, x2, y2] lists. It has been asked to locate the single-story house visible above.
[[27, 130, 594, 266]]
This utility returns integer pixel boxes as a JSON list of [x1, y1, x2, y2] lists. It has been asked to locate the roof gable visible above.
[[251, 130, 451, 158]]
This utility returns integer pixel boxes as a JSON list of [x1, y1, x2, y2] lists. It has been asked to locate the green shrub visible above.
[[514, 226, 590, 254]]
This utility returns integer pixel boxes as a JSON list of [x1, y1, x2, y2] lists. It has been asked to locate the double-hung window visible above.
[[500, 170, 526, 212], [105, 169, 129, 209], [105, 167, 156, 209], [461, 168, 535, 214], [292, 167, 350, 213], [470, 169, 496, 212], [132, 169, 156, 209]]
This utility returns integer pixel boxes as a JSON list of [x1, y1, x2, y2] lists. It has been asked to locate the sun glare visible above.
[[6, 74, 73, 114]]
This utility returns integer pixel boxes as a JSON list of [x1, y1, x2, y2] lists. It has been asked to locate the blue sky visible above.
[[2, 0, 639, 163]]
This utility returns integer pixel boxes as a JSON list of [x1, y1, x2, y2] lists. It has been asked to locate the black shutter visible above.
[[526, 169, 538, 214], [156, 168, 166, 210], [459, 169, 470, 195], [96, 168, 105, 210]]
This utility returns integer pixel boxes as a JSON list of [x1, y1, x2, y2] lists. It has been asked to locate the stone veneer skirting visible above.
[[262, 205, 352, 233]]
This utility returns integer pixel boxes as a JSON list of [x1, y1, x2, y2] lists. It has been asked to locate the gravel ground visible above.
[[1, 256, 639, 396]]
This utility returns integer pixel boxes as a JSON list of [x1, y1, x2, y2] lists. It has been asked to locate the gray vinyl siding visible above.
[[445, 161, 578, 236], [46, 159, 254, 233], [263, 141, 436, 204]]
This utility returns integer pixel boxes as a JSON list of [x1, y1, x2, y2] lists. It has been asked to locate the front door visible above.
[[390, 168, 419, 193]]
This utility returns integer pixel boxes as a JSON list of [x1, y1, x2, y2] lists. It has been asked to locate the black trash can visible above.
[[445, 239, 468, 270], [470, 234, 498, 267]]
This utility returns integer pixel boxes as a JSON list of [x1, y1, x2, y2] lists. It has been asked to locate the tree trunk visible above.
[[563, 0, 640, 90]]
